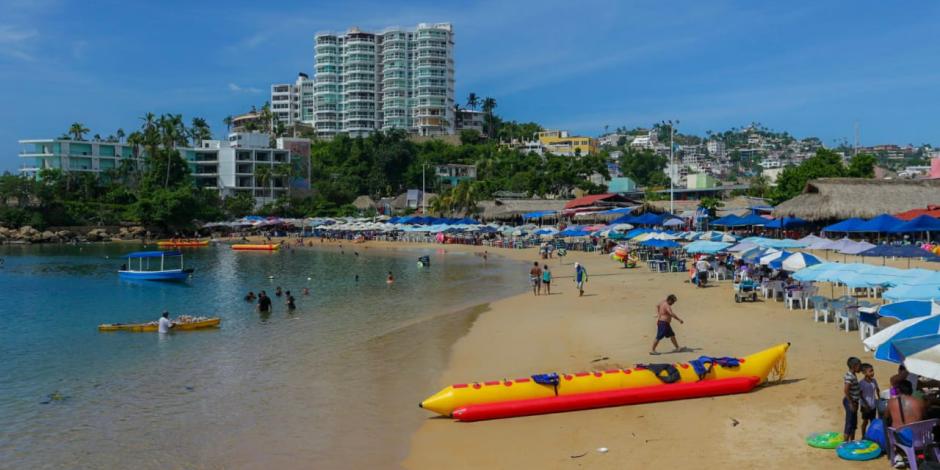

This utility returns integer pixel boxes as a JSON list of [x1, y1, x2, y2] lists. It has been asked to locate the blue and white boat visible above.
[[118, 250, 193, 281]]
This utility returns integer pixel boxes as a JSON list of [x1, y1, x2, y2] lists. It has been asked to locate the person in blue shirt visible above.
[[574, 262, 588, 297]]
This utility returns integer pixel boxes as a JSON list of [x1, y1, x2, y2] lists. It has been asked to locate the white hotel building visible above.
[[20, 132, 304, 206], [275, 23, 455, 138]]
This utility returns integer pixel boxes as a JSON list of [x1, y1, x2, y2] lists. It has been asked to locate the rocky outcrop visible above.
[[85, 228, 111, 242], [0, 225, 123, 244], [116, 226, 146, 240]]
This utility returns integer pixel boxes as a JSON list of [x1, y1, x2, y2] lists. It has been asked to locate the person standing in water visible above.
[[574, 262, 588, 296], [158, 311, 174, 334], [387, 271, 395, 284], [257, 291, 272, 313]]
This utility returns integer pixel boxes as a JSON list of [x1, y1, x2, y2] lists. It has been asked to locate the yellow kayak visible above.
[[156, 240, 209, 247], [420, 343, 789, 416], [98, 317, 221, 332]]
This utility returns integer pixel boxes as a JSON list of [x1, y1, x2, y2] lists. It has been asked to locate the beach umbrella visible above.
[[889, 335, 940, 380], [889, 215, 940, 242], [612, 223, 634, 232], [838, 240, 877, 256], [865, 314, 940, 363], [727, 241, 759, 253], [883, 284, 940, 303], [765, 217, 808, 229], [684, 240, 732, 254], [822, 218, 867, 233], [780, 252, 823, 271], [856, 214, 905, 234], [662, 218, 685, 227], [878, 300, 936, 322], [759, 250, 788, 266]]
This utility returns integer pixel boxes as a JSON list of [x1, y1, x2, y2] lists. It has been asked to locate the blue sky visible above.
[[2, 0, 939, 170]]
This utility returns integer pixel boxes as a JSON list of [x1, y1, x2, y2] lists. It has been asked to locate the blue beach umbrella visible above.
[[890, 334, 940, 380], [780, 252, 823, 271], [864, 314, 940, 363], [879, 301, 935, 322]]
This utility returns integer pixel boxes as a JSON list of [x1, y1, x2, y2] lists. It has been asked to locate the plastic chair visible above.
[[835, 305, 859, 332], [811, 297, 829, 322], [785, 289, 804, 310], [886, 419, 940, 469]]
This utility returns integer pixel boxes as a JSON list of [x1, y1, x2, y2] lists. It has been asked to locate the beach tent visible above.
[[780, 252, 823, 271], [822, 218, 867, 233], [889, 215, 940, 237], [858, 244, 937, 267], [523, 210, 558, 220], [631, 212, 667, 226], [641, 239, 681, 248], [765, 217, 807, 229], [855, 214, 905, 233], [710, 215, 743, 227], [684, 240, 732, 254], [736, 214, 770, 226]]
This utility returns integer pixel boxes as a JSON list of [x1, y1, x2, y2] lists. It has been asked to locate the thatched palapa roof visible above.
[[352, 195, 377, 211], [479, 199, 568, 221], [773, 178, 940, 221]]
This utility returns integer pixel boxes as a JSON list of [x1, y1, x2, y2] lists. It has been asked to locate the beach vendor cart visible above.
[[733, 278, 759, 303]]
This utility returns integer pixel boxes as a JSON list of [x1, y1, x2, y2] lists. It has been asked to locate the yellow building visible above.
[[537, 130, 598, 156]]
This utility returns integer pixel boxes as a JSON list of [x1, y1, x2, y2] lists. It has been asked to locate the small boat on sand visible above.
[[98, 316, 220, 332], [118, 251, 193, 281], [232, 244, 279, 251]]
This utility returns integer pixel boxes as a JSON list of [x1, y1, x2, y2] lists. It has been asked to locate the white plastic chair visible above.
[[785, 289, 803, 310], [835, 305, 859, 332]]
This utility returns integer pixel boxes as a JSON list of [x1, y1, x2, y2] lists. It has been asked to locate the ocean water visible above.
[[0, 243, 526, 469]]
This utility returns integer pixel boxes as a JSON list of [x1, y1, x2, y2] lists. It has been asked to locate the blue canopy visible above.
[[631, 213, 666, 225], [597, 207, 635, 215], [822, 218, 867, 233], [523, 211, 557, 220], [558, 226, 591, 237], [625, 228, 651, 238], [890, 215, 940, 233], [641, 239, 681, 248], [127, 250, 182, 258], [684, 240, 732, 254], [764, 217, 807, 229], [855, 214, 905, 233], [736, 214, 770, 226], [859, 244, 936, 259], [710, 214, 743, 227]]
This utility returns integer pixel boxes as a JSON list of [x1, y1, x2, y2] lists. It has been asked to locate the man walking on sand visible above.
[[651, 294, 684, 355]]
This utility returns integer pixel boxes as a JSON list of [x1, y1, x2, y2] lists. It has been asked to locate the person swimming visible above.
[[387, 272, 394, 284], [302, 288, 310, 296], [275, 287, 283, 297], [245, 291, 256, 302]]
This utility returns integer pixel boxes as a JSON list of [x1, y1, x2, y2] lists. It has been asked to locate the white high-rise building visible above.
[[312, 23, 455, 138], [271, 73, 314, 127]]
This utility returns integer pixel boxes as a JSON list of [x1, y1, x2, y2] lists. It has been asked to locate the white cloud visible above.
[[228, 83, 262, 94], [0, 24, 39, 60]]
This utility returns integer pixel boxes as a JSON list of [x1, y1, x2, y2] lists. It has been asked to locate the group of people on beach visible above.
[[843, 358, 936, 468], [528, 261, 588, 297], [245, 286, 303, 313]]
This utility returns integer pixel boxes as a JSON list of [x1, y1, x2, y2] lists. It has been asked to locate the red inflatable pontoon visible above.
[[452, 376, 760, 421]]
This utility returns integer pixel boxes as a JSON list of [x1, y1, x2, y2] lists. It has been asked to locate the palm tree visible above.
[[481, 97, 497, 139], [223, 115, 233, 133], [255, 165, 272, 198], [116, 128, 125, 143], [190, 117, 212, 146], [466, 92, 479, 110], [272, 163, 292, 200], [140, 112, 156, 131], [68, 122, 90, 141]]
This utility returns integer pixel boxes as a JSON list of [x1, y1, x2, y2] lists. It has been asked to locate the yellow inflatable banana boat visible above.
[[420, 343, 789, 416]]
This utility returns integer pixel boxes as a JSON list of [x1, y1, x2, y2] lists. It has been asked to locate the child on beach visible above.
[[859, 363, 880, 437], [843, 357, 862, 442]]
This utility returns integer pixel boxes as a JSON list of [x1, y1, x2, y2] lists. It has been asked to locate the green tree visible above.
[[770, 148, 867, 204], [466, 92, 479, 110], [68, 122, 90, 141]]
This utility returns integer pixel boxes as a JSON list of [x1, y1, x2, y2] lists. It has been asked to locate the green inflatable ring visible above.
[[806, 431, 843, 449]]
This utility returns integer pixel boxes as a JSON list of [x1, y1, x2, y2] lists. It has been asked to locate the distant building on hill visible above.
[[455, 109, 484, 134], [271, 73, 314, 127], [537, 130, 597, 156], [435, 164, 476, 187]]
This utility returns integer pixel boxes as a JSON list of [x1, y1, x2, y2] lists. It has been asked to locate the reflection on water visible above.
[[0, 243, 525, 469]]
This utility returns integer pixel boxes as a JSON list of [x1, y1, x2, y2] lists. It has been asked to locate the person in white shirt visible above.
[[158, 311, 174, 334]]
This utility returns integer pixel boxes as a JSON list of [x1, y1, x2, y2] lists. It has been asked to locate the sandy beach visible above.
[[384, 243, 919, 470]]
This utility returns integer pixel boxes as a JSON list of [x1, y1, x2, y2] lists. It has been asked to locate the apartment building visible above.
[[271, 73, 314, 126], [312, 23, 455, 138], [20, 133, 303, 206], [185, 132, 304, 205], [18, 139, 142, 178]]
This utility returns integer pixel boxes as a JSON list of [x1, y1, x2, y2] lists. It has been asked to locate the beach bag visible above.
[[864, 418, 886, 449]]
